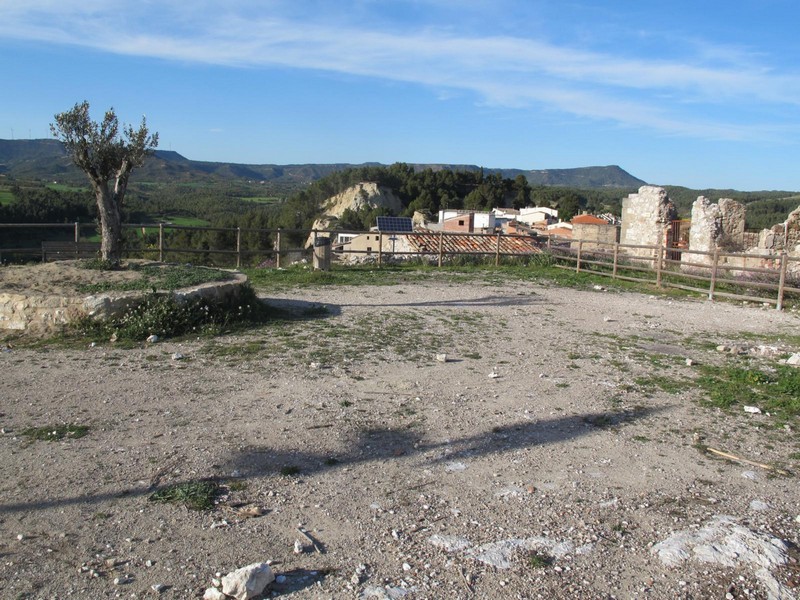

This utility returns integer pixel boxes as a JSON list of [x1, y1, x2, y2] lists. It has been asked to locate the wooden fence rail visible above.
[[546, 235, 799, 310], [1, 222, 798, 309]]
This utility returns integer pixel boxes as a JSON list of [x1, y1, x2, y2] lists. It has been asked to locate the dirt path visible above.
[[1, 278, 798, 599]]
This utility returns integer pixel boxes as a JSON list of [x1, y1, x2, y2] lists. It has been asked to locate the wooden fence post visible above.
[[612, 242, 619, 279], [709, 249, 719, 300], [655, 241, 663, 287], [158, 223, 164, 262], [576, 239, 583, 273], [547, 235, 552, 251], [495, 233, 501, 267], [777, 252, 788, 311], [236, 227, 242, 269], [276, 229, 282, 268], [74, 222, 79, 243], [437, 232, 443, 268], [378, 232, 383, 267]]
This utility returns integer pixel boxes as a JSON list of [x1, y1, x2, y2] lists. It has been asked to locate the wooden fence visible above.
[[1, 222, 798, 309], [546, 236, 800, 310]]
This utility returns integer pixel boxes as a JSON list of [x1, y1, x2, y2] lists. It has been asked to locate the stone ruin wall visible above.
[[618, 186, 798, 277], [682, 196, 746, 267], [619, 186, 677, 258], [681, 195, 800, 276]]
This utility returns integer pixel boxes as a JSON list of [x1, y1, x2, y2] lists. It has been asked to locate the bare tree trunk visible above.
[[95, 184, 123, 264]]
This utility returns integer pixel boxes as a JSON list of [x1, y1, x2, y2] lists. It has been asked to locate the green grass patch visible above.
[[696, 364, 800, 419], [634, 374, 692, 395], [75, 263, 233, 294], [20, 423, 90, 441], [0, 189, 15, 206], [161, 215, 211, 227], [149, 479, 220, 511]]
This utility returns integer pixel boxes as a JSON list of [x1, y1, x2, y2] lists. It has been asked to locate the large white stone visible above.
[[652, 515, 791, 600], [221, 563, 275, 600]]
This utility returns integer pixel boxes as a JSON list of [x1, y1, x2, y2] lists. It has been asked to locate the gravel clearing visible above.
[[1, 274, 799, 599]]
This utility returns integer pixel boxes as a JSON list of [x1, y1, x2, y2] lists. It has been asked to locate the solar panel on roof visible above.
[[376, 216, 413, 232]]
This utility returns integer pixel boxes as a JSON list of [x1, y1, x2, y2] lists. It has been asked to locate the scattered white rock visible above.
[[603, 316, 614, 322], [444, 461, 466, 473], [786, 353, 800, 366], [741, 471, 758, 480], [488, 370, 499, 379], [465, 537, 576, 569], [221, 563, 275, 600], [293, 539, 305, 554], [203, 588, 226, 600], [351, 563, 368, 585], [495, 486, 526, 499], [428, 534, 472, 553], [743, 405, 762, 414], [749, 500, 770, 512], [685, 358, 694, 366], [435, 353, 448, 363], [151, 583, 167, 593], [171, 352, 184, 361], [146, 334, 159, 343], [360, 585, 409, 599]]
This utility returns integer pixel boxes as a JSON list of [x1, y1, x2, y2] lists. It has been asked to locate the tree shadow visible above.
[[262, 293, 540, 315], [339, 293, 543, 309], [0, 408, 661, 515], [227, 407, 662, 480]]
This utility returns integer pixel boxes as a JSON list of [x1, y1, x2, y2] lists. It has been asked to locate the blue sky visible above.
[[2, 0, 800, 190]]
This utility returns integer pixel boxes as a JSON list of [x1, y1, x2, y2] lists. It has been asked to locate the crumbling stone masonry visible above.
[[619, 186, 677, 258], [683, 196, 746, 267]]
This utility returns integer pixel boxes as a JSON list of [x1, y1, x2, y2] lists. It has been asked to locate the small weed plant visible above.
[[21, 423, 90, 441], [149, 479, 220, 511], [528, 551, 554, 569]]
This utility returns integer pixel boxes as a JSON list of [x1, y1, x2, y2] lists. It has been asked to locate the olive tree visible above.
[[51, 101, 158, 264]]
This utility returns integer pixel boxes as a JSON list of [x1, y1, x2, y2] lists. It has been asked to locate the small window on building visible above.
[[458, 219, 465, 226], [366, 246, 372, 254]]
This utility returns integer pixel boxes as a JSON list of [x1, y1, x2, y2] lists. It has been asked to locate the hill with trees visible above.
[[2, 139, 799, 248], [0, 139, 644, 189]]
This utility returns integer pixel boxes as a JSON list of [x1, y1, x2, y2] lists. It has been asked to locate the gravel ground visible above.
[[1, 273, 799, 599]]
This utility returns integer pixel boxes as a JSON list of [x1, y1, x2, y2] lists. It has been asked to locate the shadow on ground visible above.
[[0, 407, 661, 514]]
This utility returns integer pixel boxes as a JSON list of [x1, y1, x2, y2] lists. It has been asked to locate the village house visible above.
[[438, 209, 496, 233], [570, 214, 619, 249]]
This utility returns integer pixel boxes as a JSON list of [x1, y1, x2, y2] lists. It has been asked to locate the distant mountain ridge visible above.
[[0, 138, 646, 189]]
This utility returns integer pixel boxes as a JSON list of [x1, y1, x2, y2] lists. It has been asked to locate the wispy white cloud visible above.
[[2, 1, 798, 141]]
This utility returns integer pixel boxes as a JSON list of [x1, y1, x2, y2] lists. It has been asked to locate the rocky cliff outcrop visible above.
[[305, 182, 403, 247]]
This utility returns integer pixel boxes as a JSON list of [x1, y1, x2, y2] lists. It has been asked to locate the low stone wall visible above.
[[0, 273, 248, 334]]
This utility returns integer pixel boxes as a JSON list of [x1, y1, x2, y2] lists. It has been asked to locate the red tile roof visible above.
[[407, 232, 541, 255], [571, 214, 611, 225]]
